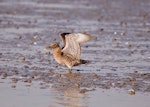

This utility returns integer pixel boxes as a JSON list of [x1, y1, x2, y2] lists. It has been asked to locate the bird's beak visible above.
[[45, 44, 52, 49]]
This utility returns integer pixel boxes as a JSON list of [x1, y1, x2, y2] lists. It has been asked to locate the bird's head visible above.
[[50, 42, 60, 49]]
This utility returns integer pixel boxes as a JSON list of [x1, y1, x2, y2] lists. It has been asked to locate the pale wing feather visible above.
[[75, 33, 91, 43], [62, 34, 81, 60]]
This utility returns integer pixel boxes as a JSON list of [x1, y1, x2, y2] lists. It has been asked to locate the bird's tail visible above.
[[80, 59, 90, 64], [74, 59, 89, 66]]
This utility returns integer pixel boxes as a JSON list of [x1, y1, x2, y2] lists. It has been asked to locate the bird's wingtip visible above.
[[60, 33, 71, 37], [76, 33, 91, 43]]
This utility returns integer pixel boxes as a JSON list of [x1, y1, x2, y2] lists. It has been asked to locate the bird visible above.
[[50, 32, 91, 73]]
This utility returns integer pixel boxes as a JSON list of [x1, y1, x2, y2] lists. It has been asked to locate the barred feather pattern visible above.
[[51, 33, 91, 71], [52, 46, 80, 70], [62, 34, 81, 60]]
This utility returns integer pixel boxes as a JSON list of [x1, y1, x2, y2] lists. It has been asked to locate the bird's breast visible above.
[[53, 51, 65, 65]]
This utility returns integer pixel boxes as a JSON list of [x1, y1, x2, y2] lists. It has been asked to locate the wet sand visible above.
[[0, 0, 150, 107]]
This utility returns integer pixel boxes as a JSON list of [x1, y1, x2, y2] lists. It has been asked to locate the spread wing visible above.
[[61, 33, 91, 60], [60, 33, 71, 48]]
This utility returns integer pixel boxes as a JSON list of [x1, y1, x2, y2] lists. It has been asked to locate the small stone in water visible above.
[[33, 42, 37, 45], [19, 56, 25, 62], [128, 89, 135, 95], [114, 32, 117, 35], [112, 38, 117, 42], [17, 35, 22, 39], [133, 70, 138, 73], [11, 78, 18, 83], [121, 32, 125, 36], [11, 85, 16, 88], [125, 42, 132, 48], [2, 73, 8, 78]]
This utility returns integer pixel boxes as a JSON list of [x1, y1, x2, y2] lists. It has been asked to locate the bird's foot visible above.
[[68, 69, 72, 74]]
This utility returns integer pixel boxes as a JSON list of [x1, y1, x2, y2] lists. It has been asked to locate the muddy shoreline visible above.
[[1, 68, 150, 93], [0, 1, 150, 106]]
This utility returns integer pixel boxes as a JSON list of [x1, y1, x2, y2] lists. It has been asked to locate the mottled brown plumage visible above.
[[50, 33, 91, 73]]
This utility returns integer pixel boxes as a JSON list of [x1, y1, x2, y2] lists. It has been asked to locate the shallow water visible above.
[[1, 79, 150, 107], [0, 0, 150, 107]]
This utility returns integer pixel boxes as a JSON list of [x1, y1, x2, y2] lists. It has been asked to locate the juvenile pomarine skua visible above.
[[50, 33, 91, 73]]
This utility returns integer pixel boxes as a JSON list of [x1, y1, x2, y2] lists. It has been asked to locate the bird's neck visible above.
[[53, 47, 62, 55]]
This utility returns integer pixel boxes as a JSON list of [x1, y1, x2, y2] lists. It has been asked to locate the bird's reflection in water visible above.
[[49, 73, 89, 107], [51, 88, 88, 107]]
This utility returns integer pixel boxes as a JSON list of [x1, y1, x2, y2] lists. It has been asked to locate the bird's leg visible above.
[[68, 68, 72, 74]]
